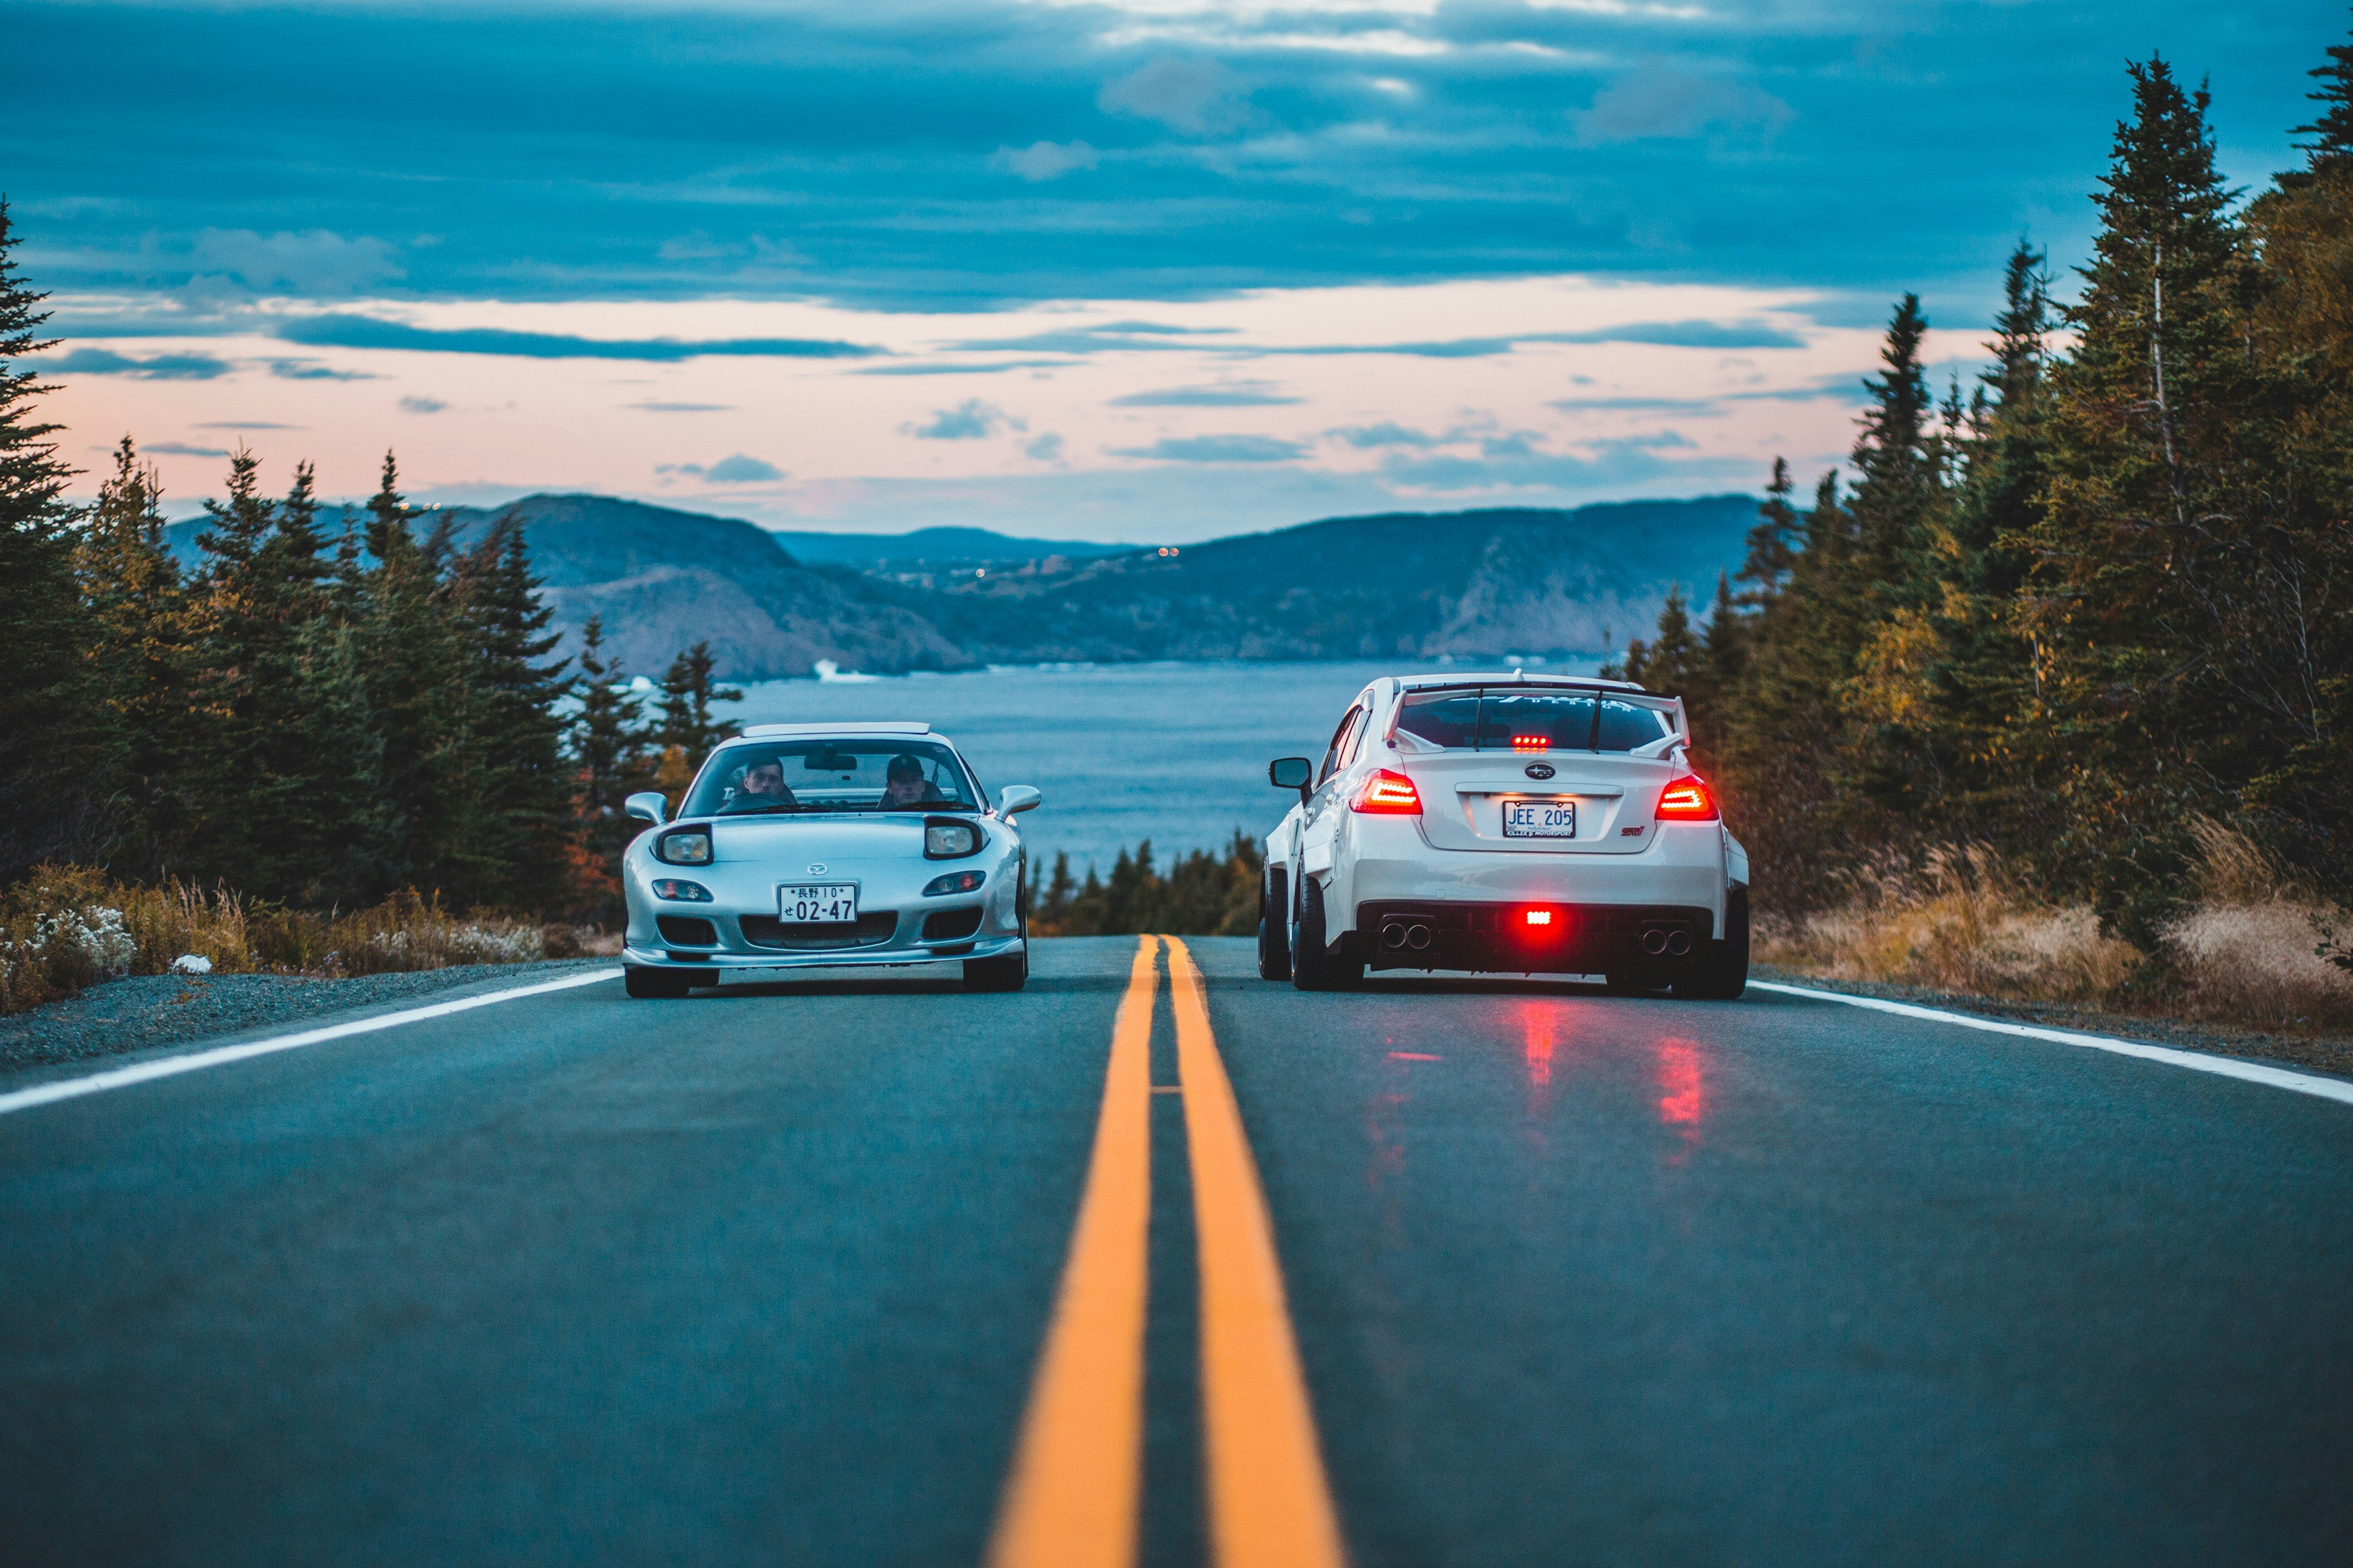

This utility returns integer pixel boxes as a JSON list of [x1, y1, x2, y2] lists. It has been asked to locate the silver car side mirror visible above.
[[624, 791, 669, 826], [1000, 785, 1043, 815]]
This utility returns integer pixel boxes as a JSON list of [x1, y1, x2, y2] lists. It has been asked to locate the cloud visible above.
[[188, 227, 401, 293], [1098, 59, 1251, 135], [992, 140, 1100, 181], [1573, 69, 1795, 148], [629, 400, 734, 412], [275, 316, 878, 361], [1328, 421, 1445, 448], [34, 347, 230, 380], [1258, 321, 1809, 358], [660, 453, 786, 483], [855, 358, 1075, 377], [268, 359, 377, 381], [1110, 434, 1306, 464], [954, 322, 1235, 355], [142, 441, 232, 458], [907, 399, 1024, 440], [1025, 432, 1066, 462], [6, 1, 2315, 316], [1110, 381, 1299, 407], [398, 395, 446, 414]]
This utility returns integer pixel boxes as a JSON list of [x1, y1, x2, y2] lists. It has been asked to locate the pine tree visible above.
[[2020, 56, 2338, 939], [455, 512, 576, 910], [360, 452, 481, 895], [182, 451, 389, 900], [571, 615, 655, 915], [0, 201, 116, 879], [657, 641, 743, 760], [72, 437, 188, 876]]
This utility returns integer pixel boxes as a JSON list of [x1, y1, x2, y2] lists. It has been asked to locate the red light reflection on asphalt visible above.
[[1656, 1039, 1704, 1153], [1522, 1008, 1555, 1089]]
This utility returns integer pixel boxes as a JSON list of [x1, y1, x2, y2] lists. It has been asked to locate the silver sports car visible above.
[[618, 722, 1040, 998]]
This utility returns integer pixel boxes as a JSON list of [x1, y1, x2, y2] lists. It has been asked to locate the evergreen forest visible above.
[[0, 227, 738, 921], [1607, 40, 2353, 965]]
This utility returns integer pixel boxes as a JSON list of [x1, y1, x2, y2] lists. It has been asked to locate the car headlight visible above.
[[651, 878, 713, 902], [922, 869, 986, 897], [655, 827, 713, 865], [924, 819, 981, 859]]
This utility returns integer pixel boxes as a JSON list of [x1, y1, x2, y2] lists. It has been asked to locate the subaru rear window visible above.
[[1394, 689, 1673, 752]]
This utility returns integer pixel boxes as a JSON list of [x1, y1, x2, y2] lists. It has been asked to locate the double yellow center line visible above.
[[989, 936, 1345, 1568]]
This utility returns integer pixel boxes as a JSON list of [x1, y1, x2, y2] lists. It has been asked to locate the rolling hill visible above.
[[161, 493, 1759, 679]]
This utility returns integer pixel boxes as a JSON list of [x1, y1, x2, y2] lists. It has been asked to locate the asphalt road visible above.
[[3, 937, 2350, 1566]]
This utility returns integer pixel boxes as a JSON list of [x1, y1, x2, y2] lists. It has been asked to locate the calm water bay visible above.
[[720, 658, 1603, 874]]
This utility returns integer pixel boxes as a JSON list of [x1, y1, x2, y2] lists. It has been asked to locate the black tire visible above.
[[625, 965, 692, 999], [1258, 866, 1291, 981], [966, 945, 1028, 992], [1290, 876, 1361, 991], [1677, 888, 1750, 1000]]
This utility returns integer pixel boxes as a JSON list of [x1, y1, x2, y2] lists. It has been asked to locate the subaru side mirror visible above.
[[1000, 785, 1043, 815], [624, 791, 669, 826], [1268, 757, 1313, 802]]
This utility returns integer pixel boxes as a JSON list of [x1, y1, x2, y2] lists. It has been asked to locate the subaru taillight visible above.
[[1351, 768, 1422, 815], [1654, 774, 1719, 821]]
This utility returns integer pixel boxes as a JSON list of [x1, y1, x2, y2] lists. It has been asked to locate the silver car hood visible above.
[[702, 813, 984, 863]]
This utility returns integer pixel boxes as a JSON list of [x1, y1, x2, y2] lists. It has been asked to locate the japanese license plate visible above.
[[1502, 800, 1576, 838], [781, 883, 859, 923]]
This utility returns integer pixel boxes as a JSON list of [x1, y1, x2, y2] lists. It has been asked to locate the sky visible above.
[[6, 0, 2338, 542]]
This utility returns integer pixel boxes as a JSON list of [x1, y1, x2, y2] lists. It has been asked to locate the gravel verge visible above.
[[0, 960, 618, 1082], [1752, 963, 2353, 1083]]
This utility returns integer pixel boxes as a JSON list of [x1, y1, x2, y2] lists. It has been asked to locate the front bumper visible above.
[[622, 929, 1026, 972]]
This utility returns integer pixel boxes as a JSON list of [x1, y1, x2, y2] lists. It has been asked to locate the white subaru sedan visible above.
[[619, 723, 1039, 998], [1259, 674, 1750, 996]]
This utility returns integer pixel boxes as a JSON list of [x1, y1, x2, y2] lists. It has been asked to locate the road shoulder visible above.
[[0, 960, 618, 1090], [1752, 964, 2353, 1082]]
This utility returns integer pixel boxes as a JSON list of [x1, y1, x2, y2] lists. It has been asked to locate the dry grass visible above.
[[0, 865, 566, 1015], [1757, 827, 2353, 1034]]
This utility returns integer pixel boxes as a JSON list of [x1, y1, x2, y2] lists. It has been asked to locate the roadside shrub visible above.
[[1757, 846, 2141, 1006], [0, 866, 549, 1015], [1759, 827, 2353, 1033]]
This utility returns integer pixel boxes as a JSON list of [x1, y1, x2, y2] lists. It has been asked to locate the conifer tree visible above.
[[183, 452, 389, 900], [361, 453, 481, 894], [455, 512, 576, 910], [2020, 57, 2315, 939], [571, 615, 655, 912], [657, 641, 742, 760], [0, 201, 115, 879], [72, 438, 188, 875]]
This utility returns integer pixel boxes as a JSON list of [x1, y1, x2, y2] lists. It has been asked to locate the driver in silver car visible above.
[[881, 753, 947, 808], [732, 757, 799, 809]]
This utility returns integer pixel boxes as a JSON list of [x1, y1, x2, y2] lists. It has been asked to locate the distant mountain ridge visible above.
[[161, 492, 1758, 680]]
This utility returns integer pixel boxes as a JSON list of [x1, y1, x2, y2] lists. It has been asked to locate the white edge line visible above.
[[1750, 980, 2353, 1107], [0, 967, 623, 1119]]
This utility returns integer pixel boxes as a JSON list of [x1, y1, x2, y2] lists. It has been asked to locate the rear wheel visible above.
[[966, 945, 1028, 992], [1290, 876, 1361, 991], [1677, 887, 1750, 1000], [625, 965, 696, 999], [1257, 866, 1291, 981]]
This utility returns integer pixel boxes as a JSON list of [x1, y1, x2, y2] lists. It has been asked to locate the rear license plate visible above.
[[1502, 800, 1576, 838], [781, 883, 859, 923]]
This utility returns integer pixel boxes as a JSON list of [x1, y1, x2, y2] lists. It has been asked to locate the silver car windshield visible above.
[[685, 740, 980, 816], [1394, 689, 1673, 752]]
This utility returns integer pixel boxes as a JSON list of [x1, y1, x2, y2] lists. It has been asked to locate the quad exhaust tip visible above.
[[1641, 928, 1694, 957]]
